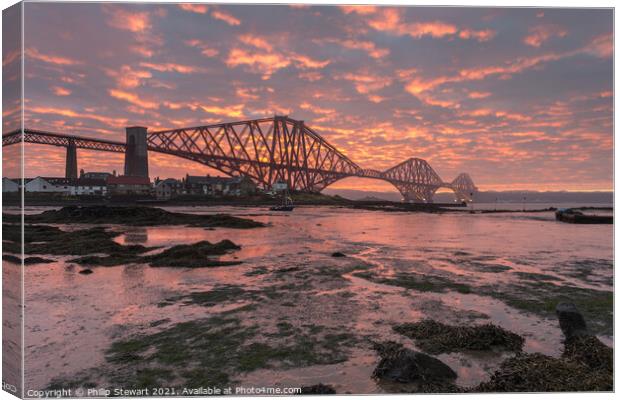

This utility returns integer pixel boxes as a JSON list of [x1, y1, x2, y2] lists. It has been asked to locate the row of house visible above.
[[3, 172, 257, 200], [154, 175, 256, 199]]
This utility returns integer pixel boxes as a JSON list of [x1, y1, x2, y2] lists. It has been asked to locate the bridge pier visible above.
[[124, 126, 149, 178], [65, 140, 78, 180]]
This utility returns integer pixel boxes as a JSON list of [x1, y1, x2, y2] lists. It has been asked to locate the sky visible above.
[[3, 3, 614, 192]]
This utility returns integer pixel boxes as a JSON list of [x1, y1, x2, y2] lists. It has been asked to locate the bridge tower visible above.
[[124, 126, 149, 178], [65, 139, 78, 180]]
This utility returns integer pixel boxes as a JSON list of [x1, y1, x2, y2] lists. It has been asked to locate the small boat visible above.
[[270, 191, 294, 212], [555, 208, 613, 224]]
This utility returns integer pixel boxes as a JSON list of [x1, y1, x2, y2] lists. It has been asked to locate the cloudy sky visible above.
[[4, 3, 613, 191]]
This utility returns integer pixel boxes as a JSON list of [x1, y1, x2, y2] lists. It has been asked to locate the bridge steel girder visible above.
[[147, 116, 362, 191], [2, 119, 478, 203]]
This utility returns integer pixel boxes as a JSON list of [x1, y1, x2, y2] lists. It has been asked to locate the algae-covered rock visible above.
[[299, 384, 336, 394], [372, 342, 457, 384], [147, 240, 242, 268], [473, 352, 612, 392], [556, 302, 589, 339], [9, 205, 264, 229], [394, 319, 524, 354]]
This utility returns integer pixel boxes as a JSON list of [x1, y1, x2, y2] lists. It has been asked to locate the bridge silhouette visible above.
[[2, 116, 477, 203]]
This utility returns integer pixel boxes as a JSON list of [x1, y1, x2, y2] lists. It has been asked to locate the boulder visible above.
[[299, 384, 336, 394], [555, 302, 589, 339], [373, 343, 457, 383], [331, 252, 346, 258], [78, 269, 93, 275]]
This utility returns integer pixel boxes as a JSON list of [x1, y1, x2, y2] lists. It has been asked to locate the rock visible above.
[[373, 343, 457, 383], [2, 254, 21, 264], [23, 256, 55, 265], [78, 269, 93, 275], [299, 384, 336, 394], [555, 302, 589, 338], [331, 252, 346, 258]]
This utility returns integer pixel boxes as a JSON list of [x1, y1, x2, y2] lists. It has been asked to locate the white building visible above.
[[2, 177, 19, 193], [24, 177, 73, 194], [71, 178, 107, 196]]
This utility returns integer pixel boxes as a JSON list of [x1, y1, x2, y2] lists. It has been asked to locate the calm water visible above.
[[4, 205, 614, 393]]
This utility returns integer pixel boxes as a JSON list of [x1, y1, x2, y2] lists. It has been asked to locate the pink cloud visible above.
[[103, 5, 151, 33], [211, 9, 241, 26], [523, 24, 568, 47], [178, 4, 209, 14], [26, 48, 80, 66]]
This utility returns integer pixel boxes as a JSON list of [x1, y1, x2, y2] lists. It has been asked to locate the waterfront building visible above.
[[107, 175, 151, 196], [2, 177, 19, 192], [24, 177, 73, 194], [154, 178, 184, 199], [184, 174, 257, 197], [71, 178, 108, 196]]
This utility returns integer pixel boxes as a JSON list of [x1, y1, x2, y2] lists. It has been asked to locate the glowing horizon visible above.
[[3, 4, 613, 192]]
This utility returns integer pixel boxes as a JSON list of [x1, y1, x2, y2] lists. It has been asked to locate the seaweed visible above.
[[393, 319, 524, 354], [352, 271, 472, 294]]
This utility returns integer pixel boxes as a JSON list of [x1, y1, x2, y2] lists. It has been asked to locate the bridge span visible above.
[[2, 116, 477, 203]]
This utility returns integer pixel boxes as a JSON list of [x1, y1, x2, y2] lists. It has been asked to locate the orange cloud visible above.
[[321, 38, 389, 59], [368, 95, 385, 103], [300, 102, 336, 116], [523, 24, 567, 47], [199, 104, 245, 118], [51, 86, 71, 96], [369, 9, 458, 39], [341, 72, 392, 94], [29, 106, 128, 127], [179, 4, 208, 14], [291, 54, 330, 69], [586, 34, 612, 58], [354, 8, 495, 43], [226, 41, 329, 79], [459, 28, 496, 42], [238, 34, 274, 51], [26, 48, 80, 66], [468, 91, 492, 99], [340, 5, 378, 15], [226, 48, 290, 78], [185, 39, 219, 57], [403, 35, 610, 97], [104, 5, 151, 33], [106, 65, 152, 88], [108, 89, 159, 109], [211, 9, 241, 26], [139, 62, 202, 74]]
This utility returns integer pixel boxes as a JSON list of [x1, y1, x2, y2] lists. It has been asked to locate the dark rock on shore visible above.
[[70, 240, 243, 268], [78, 269, 93, 275], [472, 303, 612, 392], [3, 223, 151, 257], [299, 384, 336, 394], [6, 205, 264, 229], [331, 252, 346, 258], [394, 319, 524, 354], [372, 341, 457, 384], [473, 352, 611, 392], [2, 254, 21, 264], [23, 256, 55, 265], [147, 240, 242, 268], [556, 302, 589, 338]]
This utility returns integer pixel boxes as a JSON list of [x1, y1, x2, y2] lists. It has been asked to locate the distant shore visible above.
[[2, 192, 612, 214]]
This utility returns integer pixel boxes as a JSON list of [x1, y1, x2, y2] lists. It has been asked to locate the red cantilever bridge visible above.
[[2, 116, 477, 203]]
